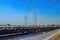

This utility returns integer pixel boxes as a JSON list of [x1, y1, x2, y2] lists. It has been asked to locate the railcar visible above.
[[0, 26, 60, 37]]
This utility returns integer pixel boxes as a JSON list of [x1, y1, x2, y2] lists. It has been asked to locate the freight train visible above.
[[0, 25, 60, 37]]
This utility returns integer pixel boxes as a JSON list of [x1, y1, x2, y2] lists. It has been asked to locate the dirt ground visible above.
[[55, 35, 60, 40]]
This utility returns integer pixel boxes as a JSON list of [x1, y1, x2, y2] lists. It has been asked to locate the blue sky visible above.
[[0, 0, 60, 25]]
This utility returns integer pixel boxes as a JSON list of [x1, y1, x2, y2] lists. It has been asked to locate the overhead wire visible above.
[[29, 0, 39, 25], [30, 0, 57, 25], [29, 0, 38, 13], [24, 0, 57, 25], [24, 0, 32, 26], [26, 0, 31, 15], [40, 0, 57, 13]]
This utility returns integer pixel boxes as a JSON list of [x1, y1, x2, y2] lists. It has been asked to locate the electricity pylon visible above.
[[34, 13, 37, 26], [25, 15, 28, 27]]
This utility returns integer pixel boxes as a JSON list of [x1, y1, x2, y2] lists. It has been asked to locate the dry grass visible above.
[[49, 32, 60, 40]]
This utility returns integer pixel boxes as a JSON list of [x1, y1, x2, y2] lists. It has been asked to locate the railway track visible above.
[[0, 26, 60, 37]]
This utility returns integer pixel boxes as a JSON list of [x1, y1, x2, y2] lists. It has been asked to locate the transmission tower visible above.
[[34, 13, 37, 26], [25, 15, 28, 27]]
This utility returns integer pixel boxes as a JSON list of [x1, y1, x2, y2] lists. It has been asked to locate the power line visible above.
[[29, 0, 38, 13], [38, 0, 57, 13], [26, 0, 31, 14], [24, 0, 31, 26]]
